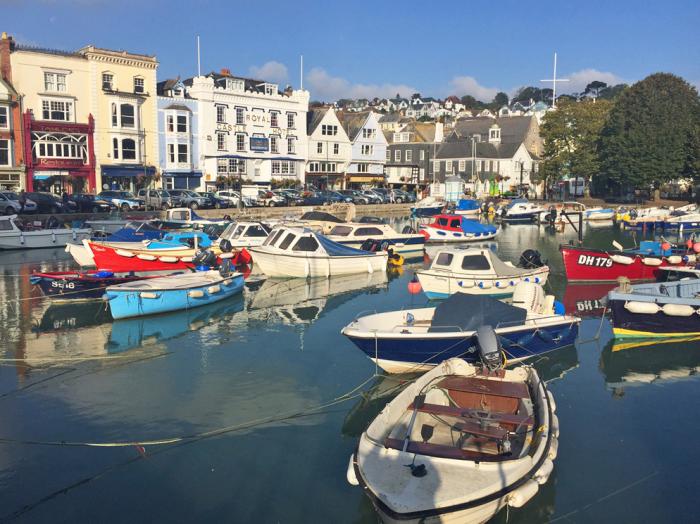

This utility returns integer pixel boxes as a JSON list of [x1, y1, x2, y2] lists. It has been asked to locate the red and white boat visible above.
[[560, 244, 690, 282], [86, 242, 251, 273]]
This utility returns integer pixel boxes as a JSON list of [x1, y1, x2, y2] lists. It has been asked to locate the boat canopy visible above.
[[148, 231, 212, 249], [428, 293, 527, 333], [300, 211, 344, 223], [460, 219, 497, 235], [316, 232, 378, 256], [456, 199, 480, 211]]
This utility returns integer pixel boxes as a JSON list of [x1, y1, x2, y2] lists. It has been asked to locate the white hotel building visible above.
[[185, 69, 309, 190]]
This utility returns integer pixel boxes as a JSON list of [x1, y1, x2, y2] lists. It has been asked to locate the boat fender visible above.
[[548, 437, 559, 460], [140, 292, 159, 299], [551, 414, 560, 438], [52, 232, 56, 243], [510, 280, 516, 286], [159, 256, 179, 263], [478, 281, 492, 289], [547, 391, 557, 412], [475, 325, 502, 370], [661, 303, 695, 317], [667, 255, 682, 265], [533, 459, 555, 486], [507, 479, 539, 508], [346, 456, 359, 486], [537, 330, 554, 343], [219, 252, 234, 259], [534, 277, 541, 284], [458, 280, 474, 288], [180, 256, 193, 262], [116, 249, 135, 257], [553, 300, 566, 315], [137, 254, 157, 261], [207, 285, 221, 294], [624, 301, 661, 315], [686, 255, 696, 264], [610, 254, 634, 265], [495, 281, 502, 288], [188, 290, 205, 298], [641, 257, 662, 266]]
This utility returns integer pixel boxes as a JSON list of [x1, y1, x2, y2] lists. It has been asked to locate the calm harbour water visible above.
[[0, 219, 698, 523]]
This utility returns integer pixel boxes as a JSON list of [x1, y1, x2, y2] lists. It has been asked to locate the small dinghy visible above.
[[417, 247, 549, 299], [411, 196, 445, 217], [30, 270, 158, 302], [341, 282, 580, 373], [453, 198, 481, 216], [347, 357, 558, 523], [105, 266, 245, 319], [608, 278, 700, 339], [419, 214, 498, 243]]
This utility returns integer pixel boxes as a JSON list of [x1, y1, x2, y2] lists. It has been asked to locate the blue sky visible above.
[[3, 0, 699, 101]]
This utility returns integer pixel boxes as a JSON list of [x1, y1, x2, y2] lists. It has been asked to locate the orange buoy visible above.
[[407, 275, 422, 294]]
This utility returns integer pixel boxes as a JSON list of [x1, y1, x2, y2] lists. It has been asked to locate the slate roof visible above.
[[451, 116, 533, 144], [337, 111, 370, 141], [307, 108, 330, 135], [379, 112, 402, 123], [435, 140, 522, 160]]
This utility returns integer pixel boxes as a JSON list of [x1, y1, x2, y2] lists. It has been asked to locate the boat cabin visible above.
[[426, 214, 471, 232], [148, 231, 212, 249], [327, 223, 393, 239], [219, 221, 271, 245], [429, 247, 505, 274], [261, 226, 372, 257]]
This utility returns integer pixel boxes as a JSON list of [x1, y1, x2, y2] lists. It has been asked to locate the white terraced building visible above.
[[185, 69, 309, 190]]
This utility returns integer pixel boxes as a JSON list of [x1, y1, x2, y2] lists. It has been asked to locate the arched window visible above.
[[122, 138, 136, 160], [120, 104, 135, 128], [112, 137, 119, 159]]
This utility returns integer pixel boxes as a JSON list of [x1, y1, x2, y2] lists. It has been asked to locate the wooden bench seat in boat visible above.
[[437, 375, 529, 414], [406, 401, 534, 429], [383, 437, 511, 462]]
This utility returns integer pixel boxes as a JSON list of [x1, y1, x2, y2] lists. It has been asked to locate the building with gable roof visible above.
[[338, 111, 387, 187], [385, 121, 444, 189], [0, 33, 23, 190], [305, 107, 351, 189]]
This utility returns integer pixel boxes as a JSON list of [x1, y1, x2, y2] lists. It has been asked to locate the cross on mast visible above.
[[540, 52, 569, 108]]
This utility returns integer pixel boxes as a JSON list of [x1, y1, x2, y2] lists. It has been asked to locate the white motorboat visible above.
[[324, 222, 425, 254], [538, 202, 614, 222], [248, 227, 388, 278], [0, 215, 91, 250], [419, 214, 499, 243], [347, 358, 559, 523], [417, 247, 549, 299], [499, 199, 545, 223], [215, 221, 272, 249]]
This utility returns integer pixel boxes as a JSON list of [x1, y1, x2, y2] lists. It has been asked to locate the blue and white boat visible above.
[[106, 269, 244, 319], [454, 198, 481, 216], [499, 199, 545, 222], [341, 282, 580, 373], [95, 221, 165, 242], [419, 214, 498, 243], [410, 197, 445, 217]]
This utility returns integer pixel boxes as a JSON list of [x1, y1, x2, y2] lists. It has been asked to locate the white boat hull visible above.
[[453, 209, 481, 217], [420, 227, 498, 243], [417, 268, 549, 299], [249, 248, 387, 278], [0, 229, 91, 250], [65, 242, 95, 267]]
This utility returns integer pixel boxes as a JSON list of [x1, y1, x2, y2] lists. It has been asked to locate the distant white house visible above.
[[339, 111, 388, 187], [305, 107, 352, 189]]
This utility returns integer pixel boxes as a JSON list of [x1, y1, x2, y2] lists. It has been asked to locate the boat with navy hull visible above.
[[341, 282, 580, 374], [30, 270, 162, 302], [608, 278, 700, 338]]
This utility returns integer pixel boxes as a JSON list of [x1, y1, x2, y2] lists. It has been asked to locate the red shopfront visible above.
[[23, 112, 96, 193]]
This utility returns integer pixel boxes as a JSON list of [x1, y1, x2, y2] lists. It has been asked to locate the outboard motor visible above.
[[192, 247, 217, 269], [519, 249, 545, 268], [219, 257, 233, 277], [360, 239, 381, 252], [219, 238, 233, 253], [545, 205, 557, 224], [475, 325, 503, 371]]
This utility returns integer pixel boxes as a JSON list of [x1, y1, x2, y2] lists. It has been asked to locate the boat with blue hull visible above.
[[341, 283, 580, 373], [30, 270, 158, 302], [454, 198, 481, 216], [106, 269, 244, 319]]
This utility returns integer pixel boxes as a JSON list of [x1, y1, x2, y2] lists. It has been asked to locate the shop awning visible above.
[[347, 176, 385, 183], [102, 165, 157, 177], [163, 171, 203, 178]]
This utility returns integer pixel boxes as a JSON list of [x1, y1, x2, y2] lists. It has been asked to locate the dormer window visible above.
[[226, 78, 244, 91], [102, 72, 114, 91], [264, 83, 277, 95], [172, 87, 183, 97], [489, 127, 501, 141]]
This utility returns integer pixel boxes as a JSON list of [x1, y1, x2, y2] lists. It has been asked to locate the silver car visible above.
[[0, 191, 38, 214]]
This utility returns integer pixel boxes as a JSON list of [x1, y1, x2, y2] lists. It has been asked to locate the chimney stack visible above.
[[0, 32, 14, 83]]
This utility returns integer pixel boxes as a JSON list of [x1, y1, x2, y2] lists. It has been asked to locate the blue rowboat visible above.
[[341, 285, 580, 374], [105, 270, 244, 319]]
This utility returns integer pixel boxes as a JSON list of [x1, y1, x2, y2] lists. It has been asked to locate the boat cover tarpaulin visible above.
[[428, 293, 527, 333], [456, 199, 480, 211], [316, 233, 378, 257], [460, 219, 498, 235], [300, 211, 344, 223]]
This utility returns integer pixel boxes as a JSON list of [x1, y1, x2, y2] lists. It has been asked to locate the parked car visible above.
[[339, 190, 369, 205], [256, 190, 286, 207], [24, 192, 75, 214], [273, 189, 303, 206], [167, 189, 209, 209], [360, 190, 384, 204], [299, 191, 330, 206], [215, 190, 255, 208], [69, 193, 112, 213], [318, 190, 345, 204], [197, 192, 229, 209], [371, 188, 391, 203], [98, 190, 145, 211], [392, 189, 417, 203], [0, 191, 37, 214], [137, 189, 173, 210]]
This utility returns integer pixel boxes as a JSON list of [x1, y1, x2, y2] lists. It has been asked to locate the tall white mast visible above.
[[196, 35, 201, 77], [540, 52, 569, 108], [300, 55, 304, 90]]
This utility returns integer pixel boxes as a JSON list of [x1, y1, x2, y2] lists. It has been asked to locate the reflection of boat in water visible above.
[[108, 295, 245, 352], [600, 337, 700, 390], [562, 283, 616, 318], [532, 343, 579, 383]]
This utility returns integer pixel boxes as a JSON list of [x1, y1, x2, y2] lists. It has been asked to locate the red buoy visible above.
[[694, 243, 700, 254], [687, 239, 693, 249], [407, 275, 422, 294], [661, 242, 671, 252]]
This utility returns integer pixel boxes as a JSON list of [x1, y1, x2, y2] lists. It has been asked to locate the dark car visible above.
[[360, 190, 384, 204], [24, 192, 75, 214], [70, 193, 112, 213], [392, 189, 416, 203], [167, 189, 209, 209], [197, 192, 229, 209], [273, 189, 303, 206], [318, 190, 345, 204], [339, 190, 370, 204], [98, 190, 145, 211], [299, 191, 330, 206]]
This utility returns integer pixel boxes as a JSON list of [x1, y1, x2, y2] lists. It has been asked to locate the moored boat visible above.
[[324, 222, 425, 254], [454, 198, 481, 216], [347, 357, 558, 523], [417, 247, 549, 299], [419, 214, 498, 243], [499, 199, 544, 223], [30, 270, 159, 302], [249, 227, 388, 278], [341, 282, 579, 374], [105, 269, 245, 319], [410, 196, 445, 217], [0, 215, 91, 250]]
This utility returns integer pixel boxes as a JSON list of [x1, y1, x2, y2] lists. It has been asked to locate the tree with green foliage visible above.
[[598, 73, 700, 193], [492, 92, 509, 108], [584, 81, 607, 99], [460, 94, 485, 109], [540, 98, 613, 194]]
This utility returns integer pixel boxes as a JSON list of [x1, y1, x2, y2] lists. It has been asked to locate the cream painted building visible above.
[[80, 46, 159, 192]]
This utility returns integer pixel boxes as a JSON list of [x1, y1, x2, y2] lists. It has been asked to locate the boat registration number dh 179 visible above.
[[577, 254, 613, 268]]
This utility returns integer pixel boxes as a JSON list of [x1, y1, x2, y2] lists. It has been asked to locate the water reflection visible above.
[[600, 337, 700, 393]]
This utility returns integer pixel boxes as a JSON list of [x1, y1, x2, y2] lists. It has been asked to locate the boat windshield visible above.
[[231, 225, 245, 239], [277, 233, 297, 250], [329, 225, 353, 236]]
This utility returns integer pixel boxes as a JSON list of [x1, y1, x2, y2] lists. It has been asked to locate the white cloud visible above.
[[446, 76, 500, 102], [560, 68, 626, 94], [248, 61, 289, 84], [306, 67, 417, 101]]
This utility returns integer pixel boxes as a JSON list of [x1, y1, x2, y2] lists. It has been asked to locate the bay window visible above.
[[41, 99, 73, 122], [176, 114, 187, 132]]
